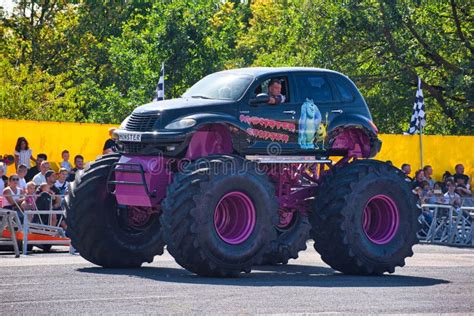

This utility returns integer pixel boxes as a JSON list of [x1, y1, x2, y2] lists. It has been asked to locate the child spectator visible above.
[[17, 164, 28, 190], [60, 150, 72, 172], [25, 153, 47, 182], [21, 181, 38, 222], [14, 137, 35, 169], [54, 168, 69, 196]]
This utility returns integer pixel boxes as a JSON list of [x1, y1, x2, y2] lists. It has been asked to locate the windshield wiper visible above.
[[189, 95, 213, 100]]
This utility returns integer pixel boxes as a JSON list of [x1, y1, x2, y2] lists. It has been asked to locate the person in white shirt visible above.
[[32, 161, 51, 186], [443, 181, 461, 208], [17, 164, 28, 190], [14, 137, 35, 169]]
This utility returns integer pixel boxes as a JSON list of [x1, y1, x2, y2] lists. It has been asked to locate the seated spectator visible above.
[[419, 181, 431, 204], [25, 153, 47, 182], [427, 182, 445, 204], [68, 155, 84, 182], [17, 164, 28, 190], [443, 181, 461, 208], [412, 169, 424, 189], [455, 176, 472, 197], [103, 128, 118, 154], [21, 181, 37, 211], [401, 163, 412, 180], [453, 164, 470, 188], [21, 181, 37, 222], [14, 137, 35, 169], [54, 168, 69, 196], [2, 174, 25, 221], [423, 165, 435, 188], [60, 150, 72, 172], [0, 162, 6, 194], [34, 183, 54, 225], [45, 171, 65, 228], [32, 161, 51, 186]]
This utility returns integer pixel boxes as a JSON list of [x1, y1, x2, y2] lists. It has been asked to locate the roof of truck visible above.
[[217, 67, 342, 77]]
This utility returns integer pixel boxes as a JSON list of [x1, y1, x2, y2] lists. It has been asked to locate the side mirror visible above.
[[249, 93, 270, 106]]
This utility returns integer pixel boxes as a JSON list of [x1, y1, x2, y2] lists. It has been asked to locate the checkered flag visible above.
[[407, 76, 426, 134], [153, 62, 165, 101]]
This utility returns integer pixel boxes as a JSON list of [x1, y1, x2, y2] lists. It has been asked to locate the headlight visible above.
[[165, 118, 196, 130], [119, 115, 131, 129]]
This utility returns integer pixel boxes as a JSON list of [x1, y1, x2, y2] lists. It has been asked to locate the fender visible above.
[[327, 113, 381, 158]]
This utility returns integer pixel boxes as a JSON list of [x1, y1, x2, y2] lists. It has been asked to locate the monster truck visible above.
[[65, 67, 419, 276]]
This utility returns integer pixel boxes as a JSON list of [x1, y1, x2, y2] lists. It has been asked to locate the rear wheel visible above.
[[161, 155, 278, 277], [65, 155, 165, 268], [261, 210, 310, 265], [310, 159, 419, 275]]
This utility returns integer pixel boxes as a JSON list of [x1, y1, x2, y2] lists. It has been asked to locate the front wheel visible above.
[[161, 155, 278, 277], [65, 155, 165, 268], [309, 160, 419, 275]]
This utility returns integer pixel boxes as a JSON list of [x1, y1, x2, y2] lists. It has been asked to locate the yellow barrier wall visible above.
[[0, 119, 115, 174], [0, 119, 472, 181]]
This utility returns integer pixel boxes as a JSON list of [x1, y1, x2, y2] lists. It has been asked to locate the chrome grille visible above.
[[120, 142, 149, 154], [125, 113, 159, 132]]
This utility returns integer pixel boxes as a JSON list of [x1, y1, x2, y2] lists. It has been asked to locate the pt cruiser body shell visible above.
[[115, 67, 381, 158]]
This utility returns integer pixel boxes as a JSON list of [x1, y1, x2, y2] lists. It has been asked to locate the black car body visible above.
[[115, 67, 381, 158]]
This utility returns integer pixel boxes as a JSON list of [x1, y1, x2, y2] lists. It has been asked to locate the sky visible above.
[[0, 0, 14, 14]]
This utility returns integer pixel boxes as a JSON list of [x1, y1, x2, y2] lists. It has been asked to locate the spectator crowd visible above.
[[0, 137, 90, 228], [399, 163, 472, 207]]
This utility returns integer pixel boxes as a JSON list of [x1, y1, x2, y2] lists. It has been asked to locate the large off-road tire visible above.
[[309, 159, 419, 275], [261, 211, 311, 265], [65, 154, 165, 268], [161, 155, 279, 277]]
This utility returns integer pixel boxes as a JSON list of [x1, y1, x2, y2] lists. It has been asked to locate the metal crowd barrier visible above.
[[0, 209, 21, 257], [0, 193, 71, 255], [418, 203, 473, 247]]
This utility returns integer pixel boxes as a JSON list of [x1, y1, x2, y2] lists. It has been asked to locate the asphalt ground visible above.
[[0, 243, 473, 315]]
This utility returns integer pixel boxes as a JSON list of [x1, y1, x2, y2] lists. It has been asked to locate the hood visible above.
[[133, 98, 233, 114]]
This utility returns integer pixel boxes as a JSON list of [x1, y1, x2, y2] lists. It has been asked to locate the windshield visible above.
[[182, 73, 254, 101]]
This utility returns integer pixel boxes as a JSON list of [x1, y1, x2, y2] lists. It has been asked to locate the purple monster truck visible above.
[[65, 68, 419, 277]]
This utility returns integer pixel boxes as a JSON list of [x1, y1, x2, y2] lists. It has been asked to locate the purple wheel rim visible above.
[[214, 191, 256, 245], [362, 194, 399, 245]]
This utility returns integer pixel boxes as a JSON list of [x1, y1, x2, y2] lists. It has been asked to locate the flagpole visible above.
[[162, 62, 165, 100], [419, 126, 424, 169]]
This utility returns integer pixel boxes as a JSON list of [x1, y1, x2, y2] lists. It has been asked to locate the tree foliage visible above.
[[0, 0, 472, 134]]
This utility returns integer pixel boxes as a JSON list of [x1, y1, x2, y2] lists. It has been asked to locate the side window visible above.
[[295, 74, 334, 103], [254, 77, 289, 103], [331, 75, 355, 102]]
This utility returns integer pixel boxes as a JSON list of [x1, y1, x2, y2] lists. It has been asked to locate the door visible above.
[[239, 75, 300, 155], [293, 72, 339, 151]]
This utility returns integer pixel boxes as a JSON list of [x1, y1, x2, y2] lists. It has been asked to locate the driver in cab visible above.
[[267, 79, 286, 105]]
